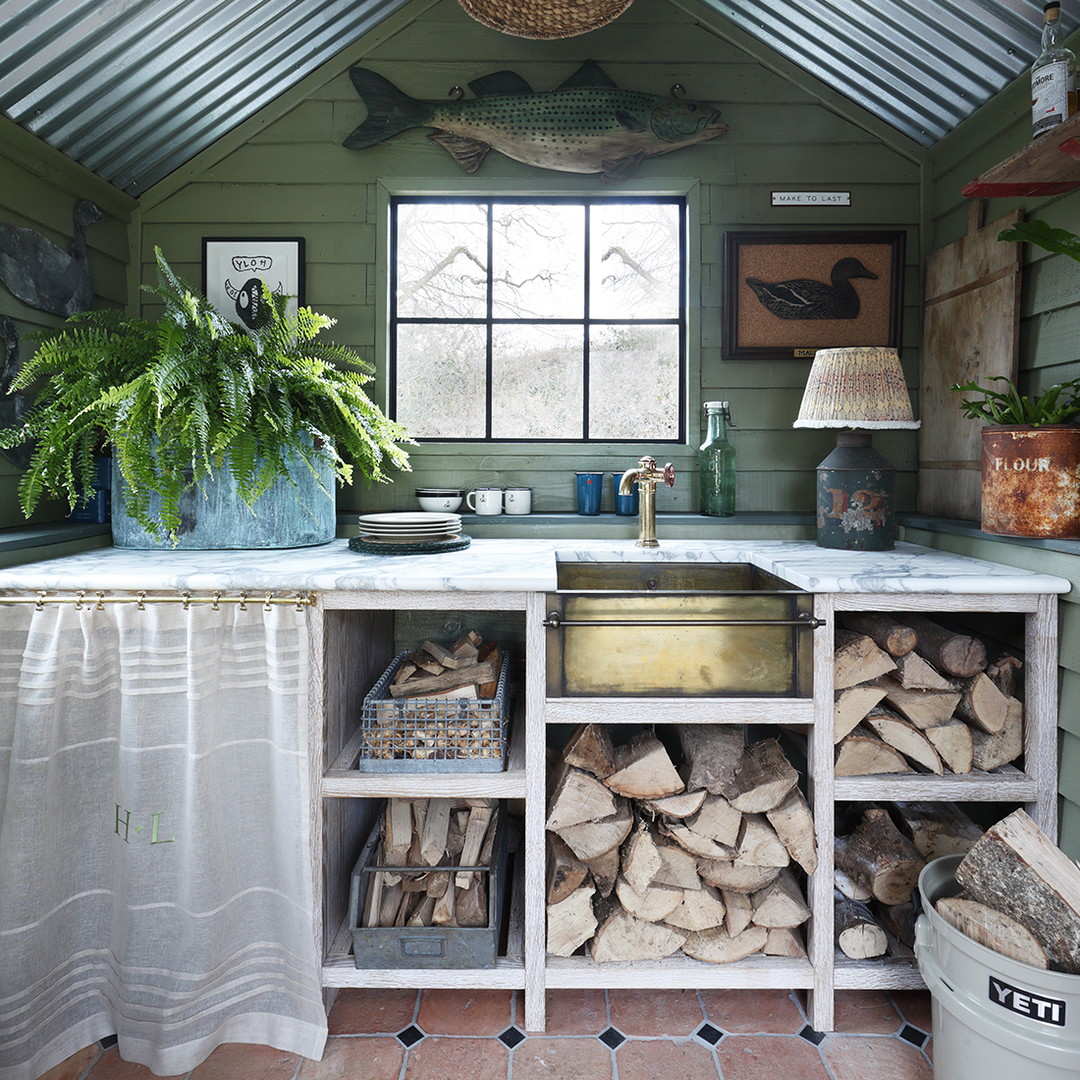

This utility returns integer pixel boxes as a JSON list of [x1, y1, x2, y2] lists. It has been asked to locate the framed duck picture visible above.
[[722, 230, 905, 361]]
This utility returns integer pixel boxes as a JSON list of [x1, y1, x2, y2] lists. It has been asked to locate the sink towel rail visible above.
[[0, 590, 317, 610]]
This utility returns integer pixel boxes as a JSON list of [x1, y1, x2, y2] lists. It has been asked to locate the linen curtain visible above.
[[0, 600, 327, 1079]]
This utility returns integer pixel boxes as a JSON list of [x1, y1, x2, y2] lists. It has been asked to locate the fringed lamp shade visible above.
[[793, 347, 920, 551], [793, 347, 921, 430], [458, 0, 634, 39]]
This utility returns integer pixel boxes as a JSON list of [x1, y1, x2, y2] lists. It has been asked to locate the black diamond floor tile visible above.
[[899, 1023, 928, 1047], [799, 1024, 825, 1045], [397, 1024, 425, 1047], [599, 1026, 626, 1049], [500, 1025, 526, 1048], [696, 1022, 724, 1045]]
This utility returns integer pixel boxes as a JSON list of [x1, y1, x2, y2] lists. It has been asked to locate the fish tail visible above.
[[343, 68, 431, 149]]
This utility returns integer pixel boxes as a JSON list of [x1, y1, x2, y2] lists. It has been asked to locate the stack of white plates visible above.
[[355, 512, 463, 546]]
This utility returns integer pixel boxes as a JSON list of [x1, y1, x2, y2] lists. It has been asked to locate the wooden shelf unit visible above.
[[312, 586, 1059, 1035], [963, 112, 1080, 197]]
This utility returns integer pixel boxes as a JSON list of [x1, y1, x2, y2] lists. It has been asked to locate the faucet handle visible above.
[[661, 463, 676, 487]]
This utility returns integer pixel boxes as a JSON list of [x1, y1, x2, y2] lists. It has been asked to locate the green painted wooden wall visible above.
[[130, 0, 924, 516], [924, 63, 1080, 858]]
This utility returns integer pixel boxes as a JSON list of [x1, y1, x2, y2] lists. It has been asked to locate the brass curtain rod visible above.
[[0, 591, 317, 611]]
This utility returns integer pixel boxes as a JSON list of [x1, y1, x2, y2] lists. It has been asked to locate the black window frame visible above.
[[389, 194, 687, 444]]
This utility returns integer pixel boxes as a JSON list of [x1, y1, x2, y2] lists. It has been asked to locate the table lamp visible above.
[[793, 346, 920, 550]]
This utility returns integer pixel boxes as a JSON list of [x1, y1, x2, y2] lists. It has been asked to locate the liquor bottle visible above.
[[1032, 1, 1077, 138], [699, 400, 735, 516]]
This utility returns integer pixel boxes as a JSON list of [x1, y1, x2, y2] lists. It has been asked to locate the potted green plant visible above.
[[951, 375, 1080, 538], [0, 247, 413, 547]]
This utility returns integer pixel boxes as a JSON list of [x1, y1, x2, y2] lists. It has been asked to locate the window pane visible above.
[[588, 324, 680, 440], [395, 323, 487, 438], [491, 324, 583, 439], [492, 203, 585, 319], [396, 202, 488, 319], [590, 203, 681, 319]]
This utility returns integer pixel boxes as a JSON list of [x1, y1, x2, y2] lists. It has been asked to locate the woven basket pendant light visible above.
[[458, 0, 634, 39]]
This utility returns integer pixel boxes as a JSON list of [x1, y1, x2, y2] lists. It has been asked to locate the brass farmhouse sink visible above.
[[545, 561, 817, 698]]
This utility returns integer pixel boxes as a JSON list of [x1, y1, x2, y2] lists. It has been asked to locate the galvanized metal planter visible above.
[[111, 452, 336, 549], [981, 425, 1080, 539]]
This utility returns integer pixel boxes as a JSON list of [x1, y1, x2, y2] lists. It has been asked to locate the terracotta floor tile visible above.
[[542, 989, 608, 1035], [189, 1043, 301, 1080], [831, 990, 902, 1034], [297, 1036, 404, 1080], [889, 990, 933, 1034], [34, 1044, 100, 1080], [699, 989, 804, 1035], [820, 1035, 933, 1080], [608, 988, 703, 1036], [510, 1036, 612, 1080], [615, 1038, 721, 1080], [715, 1034, 830, 1080], [416, 989, 513, 1036], [327, 988, 419, 1035], [404, 1036, 508, 1080], [86, 1047, 186, 1080]]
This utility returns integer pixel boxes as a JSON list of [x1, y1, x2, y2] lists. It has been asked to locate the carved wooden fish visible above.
[[343, 61, 726, 182]]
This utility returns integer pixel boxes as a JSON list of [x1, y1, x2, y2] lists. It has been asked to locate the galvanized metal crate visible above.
[[356, 650, 511, 773], [348, 803, 507, 969]]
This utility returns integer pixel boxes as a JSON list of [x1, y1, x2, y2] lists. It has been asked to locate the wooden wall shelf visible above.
[[963, 112, 1080, 197]]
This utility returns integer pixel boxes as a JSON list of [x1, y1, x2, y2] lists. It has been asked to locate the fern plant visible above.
[[951, 375, 1080, 427], [0, 247, 412, 542]]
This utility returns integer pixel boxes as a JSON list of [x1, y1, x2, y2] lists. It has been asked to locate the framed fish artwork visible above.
[[201, 237, 306, 331], [722, 230, 905, 361]]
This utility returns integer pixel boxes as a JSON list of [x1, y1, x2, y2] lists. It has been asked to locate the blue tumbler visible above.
[[613, 473, 639, 517], [576, 472, 604, 515]]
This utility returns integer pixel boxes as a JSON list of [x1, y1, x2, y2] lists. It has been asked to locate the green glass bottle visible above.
[[700, 400, 736, 516]]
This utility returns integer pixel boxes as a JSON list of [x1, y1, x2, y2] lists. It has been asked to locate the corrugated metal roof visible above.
[[0, 0, 1072, 194]]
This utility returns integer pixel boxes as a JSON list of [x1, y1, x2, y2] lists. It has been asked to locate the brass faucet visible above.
[[618, 455, 676, 547]]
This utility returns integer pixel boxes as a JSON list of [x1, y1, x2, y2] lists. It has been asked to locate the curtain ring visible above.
[[238, 593, 248, 611], [182, 592, 192, 610], [95, 591, 106, 610], [136, 591, 147, 610], [264, 593, 274, 611], [35, 591, 47, 611], [74, 590, 85, 610], [212, 592, 221, 611]]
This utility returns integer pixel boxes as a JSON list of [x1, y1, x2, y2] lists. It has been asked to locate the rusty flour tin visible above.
[[981, 425, 1080, 538]]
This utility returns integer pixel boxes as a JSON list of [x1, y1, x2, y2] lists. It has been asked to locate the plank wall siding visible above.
[[3, 0, 1080, 854]]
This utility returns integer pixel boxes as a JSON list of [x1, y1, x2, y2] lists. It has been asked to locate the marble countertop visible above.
[[0, 538, 1069, 595]]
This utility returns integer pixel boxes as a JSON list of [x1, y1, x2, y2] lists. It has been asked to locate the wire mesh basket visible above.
[[356, 650, 511, 772]]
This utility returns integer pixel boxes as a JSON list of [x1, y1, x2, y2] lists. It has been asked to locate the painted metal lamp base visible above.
[[815, 431, 895, 551]]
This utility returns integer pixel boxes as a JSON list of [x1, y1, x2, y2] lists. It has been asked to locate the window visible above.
[[390, 196, 686, 442]]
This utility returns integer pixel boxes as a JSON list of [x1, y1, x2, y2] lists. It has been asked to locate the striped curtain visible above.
[[0, 600, 327, 1079]]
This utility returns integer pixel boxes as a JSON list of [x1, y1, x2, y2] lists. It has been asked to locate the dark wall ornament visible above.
[[0, 199, 104, 317], [343, 60, 726, 184], [0, 315, 34, 469], [722, 230, 905, 361]]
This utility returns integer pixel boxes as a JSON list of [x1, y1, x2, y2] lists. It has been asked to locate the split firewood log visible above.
[[878, 900, 916, 949], [653, 840, 703, 890], [582, 845, 621, 898], [722, 889, 754, 935], [698, 859, 780, 894], [723, 738, 799, 813], [956, 809, 1080, 974], [455, 876, 487, 927], [834, 893, 888, 959], [986, 654, 1023, 697], [834, 808, 924, 906], [385, 799, 414, 865], [645, 788, 706, 818], [935, 895, 1049, 968], [659, 820, 736, 860], [546, 833, 589, 905], [546, 766, 617, 831], [547, 886, 598, 957], [924, 722, 974, 774], [765, 927, 806, 957], [678, 725, 744, 794], [687, 793, 743, 847], [663, 884, 727, 932], [604, 731, 683, 799], [765, 787, 819, 874], [733, 814, 790, 869], [834, 683, 889, 743], [838, 612, 918, 657], [951, 671, 1009, 734], [896, 614, 987, 677], [834, 867, 872, 901], [888, 802, 984, 862], [562, 723, 616, 779], [621, 820, 664, 894], [615, 875, 685, 923], [892, 651, 954, 691], [455, 802, 493, 888], [552, 797, 633, 863], [835, 629, 896, 689], [590, 909, 686, 962], [420, 798, 452, 866], [970, 697, 1023, 770], [879, 679, 962, 729], [863, 709, 944, 774], [750, 868, 811, 928], [834, 727, 913, 776], [682, 924, 768, 963]]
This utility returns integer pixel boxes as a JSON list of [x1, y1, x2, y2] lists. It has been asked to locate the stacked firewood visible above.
[[833, 801, 983, 959], [941, 808, 1080, 972], [546, 724, 817, 963], [833, 612, 1023, 776], [360, 797, 498, 929], [389, 632, 503, 700]]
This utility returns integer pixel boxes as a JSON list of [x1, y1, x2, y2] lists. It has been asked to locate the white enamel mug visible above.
[[503, 487, 532, 514], [466, 487, 503, 515]]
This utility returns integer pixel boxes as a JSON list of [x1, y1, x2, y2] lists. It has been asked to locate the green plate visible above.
[[347, 534, 472, 556]]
